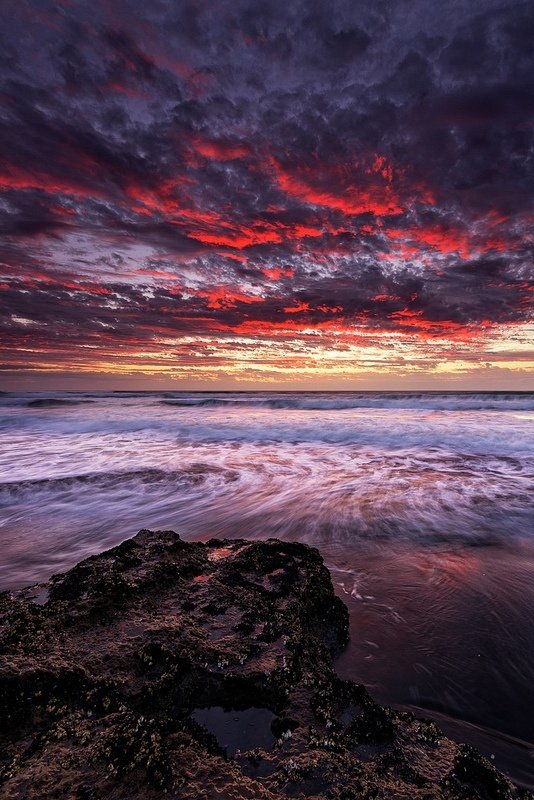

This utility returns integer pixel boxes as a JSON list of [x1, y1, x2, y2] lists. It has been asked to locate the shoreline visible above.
[[1, 529, 531, 799]]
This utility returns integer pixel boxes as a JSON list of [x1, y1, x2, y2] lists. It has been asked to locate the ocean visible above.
[[1, 390, 533, 783]]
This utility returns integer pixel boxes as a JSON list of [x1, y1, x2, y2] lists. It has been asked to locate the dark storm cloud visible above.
[[0, 0, 532, 375]]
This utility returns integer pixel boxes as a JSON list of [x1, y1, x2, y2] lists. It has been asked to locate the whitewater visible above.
[[1, 390, 533, 783]]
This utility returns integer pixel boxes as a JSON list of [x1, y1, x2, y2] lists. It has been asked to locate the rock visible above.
[[0, 529, 531, 799]]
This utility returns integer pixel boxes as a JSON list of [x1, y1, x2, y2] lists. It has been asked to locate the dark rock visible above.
[[0, 529, 530, 799]]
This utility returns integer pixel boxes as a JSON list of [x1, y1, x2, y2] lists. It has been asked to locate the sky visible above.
[[0, 0, 533, 390]]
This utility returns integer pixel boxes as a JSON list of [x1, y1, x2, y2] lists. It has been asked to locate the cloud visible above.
[[0, 0, 532, 383]]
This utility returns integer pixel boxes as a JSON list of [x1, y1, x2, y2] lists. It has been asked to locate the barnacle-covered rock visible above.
[[0, 529, 530, 799]]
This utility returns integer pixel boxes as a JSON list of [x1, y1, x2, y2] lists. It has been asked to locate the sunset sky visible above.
[[0, 0, 533, 390]]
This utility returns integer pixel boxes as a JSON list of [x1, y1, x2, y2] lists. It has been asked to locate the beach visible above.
[[1, 390, 533, 784]]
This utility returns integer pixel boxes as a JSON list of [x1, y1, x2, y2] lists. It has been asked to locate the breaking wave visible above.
[[26, 398, 95, 408], [160, 391, 534, 412], [0, 464, 239, 499], [0, 389, 532, 591]]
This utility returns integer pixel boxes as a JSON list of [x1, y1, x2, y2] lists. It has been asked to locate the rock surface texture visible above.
[[0, 529, 531, 799]]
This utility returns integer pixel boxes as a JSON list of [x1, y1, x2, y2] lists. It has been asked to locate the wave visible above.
[[26, 398, 94, 408], [3, 391, 533, 413], [160, 392, 534, 412], [1, 446, 532, 571], [0, 464, 239, 498], [112, 391, 177, 398], [161, 399, 221, 407], [1, 412, 532, 458]]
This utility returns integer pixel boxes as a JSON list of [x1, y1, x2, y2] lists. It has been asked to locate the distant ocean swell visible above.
[[0, 390, 533, 412], [159, 392, 534, 411]]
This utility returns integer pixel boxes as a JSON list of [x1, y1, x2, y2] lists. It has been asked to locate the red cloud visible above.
[[0, 164, 106, 200], [283, 300, 309, 313], [192, 136, 251, 161], [271, 154, 406, 217], [262, 266, 295, 280], [387, 225, 471, 259], [198, 287, 263, 309]]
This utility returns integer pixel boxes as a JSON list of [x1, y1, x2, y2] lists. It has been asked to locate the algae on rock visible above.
[[0, 529, 530, 799]]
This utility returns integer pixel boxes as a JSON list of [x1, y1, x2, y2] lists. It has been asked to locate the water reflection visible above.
[[331, 542, 534, 785]]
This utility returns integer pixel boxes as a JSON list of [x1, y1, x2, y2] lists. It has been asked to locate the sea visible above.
[[0, 390, 533, 784]]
